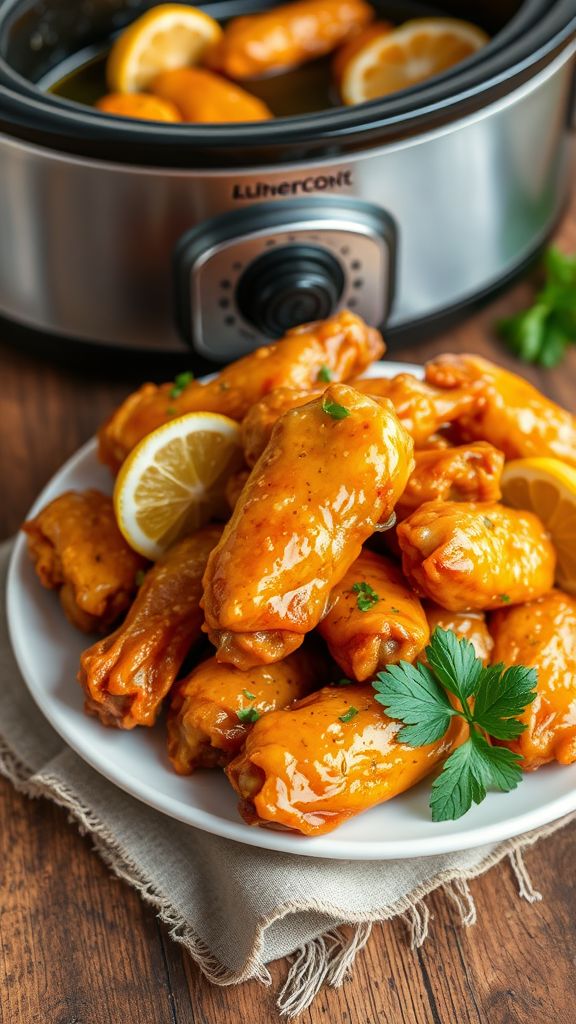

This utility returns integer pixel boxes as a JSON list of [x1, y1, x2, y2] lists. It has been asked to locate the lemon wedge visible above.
[[340, 16, 489, 105], [114, 412, 244, 559], [501, 457, 576, 595], [107, 4, 222, 93]]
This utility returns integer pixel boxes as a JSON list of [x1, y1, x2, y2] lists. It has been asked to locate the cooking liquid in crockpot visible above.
[[49, 49, 338, 117]]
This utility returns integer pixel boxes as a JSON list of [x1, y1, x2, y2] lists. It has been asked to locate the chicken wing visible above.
[[23, 489, 146, 633], [490, 590, 576, 769], [78, 526, 221, 728], [226, 685, 466, 835], [425, 354, 576, 465], [352, 373, 486, 448], [395, 442, 504, 520], [167, 646, 324, 773], [98, 311, 384, 472], [397, 501, 555, 612], [202, 384, 414, 669], [205, 0, 374, 79], [422, 605, 493, 665], [241, 372, 485, 466], [317, 549, 429, 680]]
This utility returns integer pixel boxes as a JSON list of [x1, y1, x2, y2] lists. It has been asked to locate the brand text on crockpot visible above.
[[232, 171, 353, 200]]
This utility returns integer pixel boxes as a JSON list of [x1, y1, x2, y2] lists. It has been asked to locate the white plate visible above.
[[7, 361, 576, 859]]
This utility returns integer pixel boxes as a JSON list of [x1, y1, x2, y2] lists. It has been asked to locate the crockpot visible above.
[[0, 0, 574, 361]]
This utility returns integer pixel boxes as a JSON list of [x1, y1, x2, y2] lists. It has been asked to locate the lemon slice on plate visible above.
[[340, 17, 489, 105], [501, 457, 576, 595], [114, 412, 243, 559], [107, 3, 222, 93]]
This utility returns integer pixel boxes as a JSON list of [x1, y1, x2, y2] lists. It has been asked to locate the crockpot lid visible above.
[[0, 0, 574, 167]]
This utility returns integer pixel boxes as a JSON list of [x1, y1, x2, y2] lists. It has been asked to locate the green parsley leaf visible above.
[[317, 364, 332, 382], [242, 689, 256, 700], [425, 627, 481, 703], [373, 661, 456, 747], [322, 395, 350, 420], [170, 370, 194, 399], [499, 594, 511, 603], [372, 628, 538, 821], [134, 569, 147, 587], [334, 678, 354, 687], [237, 706, 260, 724], [339, 706, 358, 723], [352, 581, 379, 611], [472, 664, 537, 739], [497, 247, 576, 367]]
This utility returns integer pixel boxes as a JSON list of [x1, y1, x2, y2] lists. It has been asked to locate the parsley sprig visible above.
[[497, 248, 576, 367], [169, 370, 194, 399], [372, 628, 538, 821], [322, 395, 350, 420]]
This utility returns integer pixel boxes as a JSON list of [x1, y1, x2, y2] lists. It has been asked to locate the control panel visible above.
[[174, 197, 396, 359]]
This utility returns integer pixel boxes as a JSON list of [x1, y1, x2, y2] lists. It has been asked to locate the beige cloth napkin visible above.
[[1, 540, 573, 1016]]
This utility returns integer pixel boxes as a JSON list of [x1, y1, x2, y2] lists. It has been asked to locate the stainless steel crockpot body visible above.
[[0, 0, 575, 360]]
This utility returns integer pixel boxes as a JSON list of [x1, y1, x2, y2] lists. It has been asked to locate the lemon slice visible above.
[[501, 457, 576, 595], [114, 412, 244, 559], [340, 17, 489, 105], [107, 4, 222, 93]]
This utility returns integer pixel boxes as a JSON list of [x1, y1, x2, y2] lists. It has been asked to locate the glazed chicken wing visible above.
[[202, 384, 414, 669], [352, 373, 486, 448], [422, 605, 493, 665], [226, 686, 466, 835], [395, 442, 504, 519], [490, 590, 576, 770], [78, 526, 221, 728], [397, 501, 555, 612], [317, 549, 429, 680], [98, 310, 384, 472], [167, 646, 323, 773], [205, 0, 374, 79], [23, 489, 146, 633], [425, 354, 576, 465], [241, 371, 485, 466]]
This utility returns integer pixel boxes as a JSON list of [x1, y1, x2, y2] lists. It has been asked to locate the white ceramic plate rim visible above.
[[7, 360, 576, 859]]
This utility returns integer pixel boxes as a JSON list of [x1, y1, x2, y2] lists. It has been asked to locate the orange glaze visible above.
[[425, 353, 576, 466], [397, 501, 556, 612], [167, 646, 324, 773], [151, 67, 273, 122], [490, 590, 576, 769], [205, 0, 374, 78], [78, 526, 221, 729], [317, 549, 429, 680], [98, 310, 384, 472], [226, 686, 467, 835], [395, 442, 504, 520], [351, 373, 486, 448], [22, 489, 146, 633], [202, 383, 414, 669], [422, 604, 493, 664]]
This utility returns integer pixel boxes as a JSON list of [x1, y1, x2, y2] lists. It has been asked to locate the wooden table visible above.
[[1, 198, 575, 1024]]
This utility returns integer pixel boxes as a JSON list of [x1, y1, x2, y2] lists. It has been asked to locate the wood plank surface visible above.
[[0, 196, 574, 1024]]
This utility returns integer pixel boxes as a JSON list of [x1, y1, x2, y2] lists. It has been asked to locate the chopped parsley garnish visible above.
[[242, 689, 256, 700], [339, 706, 358, 723], [317, 364, 333, 383], [237, 706, 260, 724], [134, 569, 147, 587], [169, 370, 194, 399], [166, 406, 177, 417], [322, 395, 350, 420], [352, 581, 380, 611], [499, 594, 511, 603], [372, 627, 537, 821], [334, 678, 354, 687]]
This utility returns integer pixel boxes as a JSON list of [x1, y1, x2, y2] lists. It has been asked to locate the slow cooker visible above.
[[0, 0, 574, 361]]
